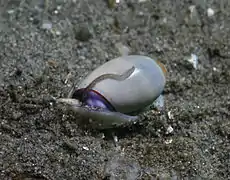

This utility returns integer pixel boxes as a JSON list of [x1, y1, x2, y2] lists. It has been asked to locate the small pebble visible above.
[[57, 6, 62, 10], [74, 25, 92, 42], [189, 5, 196, 13], [153, 95, 164, 111], [207, 8, 214, 17], [7, 9, 15, 14], [113, 135, 118, 144], [187, 53, 198, 69], [213, 67, 217, 71], [139, 0, 148, 2], [166, 126, 174, 134], [167, 111, 174, 119], [55, 30, 61, 36], [82, 146, 89, 151], [41, 21, 52, 30], [165, 138, 173, 144]]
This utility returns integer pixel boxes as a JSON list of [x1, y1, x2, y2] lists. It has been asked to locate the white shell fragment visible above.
[[187, 53, 198, 69], [207, 8, 215, 17], [152, 94, 164, 111], [138, 0, 148, 3]]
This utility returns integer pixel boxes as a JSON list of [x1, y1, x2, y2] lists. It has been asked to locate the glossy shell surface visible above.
[[77, 55, 166, 114]]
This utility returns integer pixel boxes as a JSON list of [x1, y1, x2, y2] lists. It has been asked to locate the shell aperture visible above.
[[72, 88, 116, 111]]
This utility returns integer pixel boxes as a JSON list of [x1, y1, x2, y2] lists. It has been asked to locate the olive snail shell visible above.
[[57, 55, 166, 129], [75, 55, 166, 114]]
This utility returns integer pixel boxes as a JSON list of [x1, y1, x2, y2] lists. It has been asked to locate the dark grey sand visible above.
[[0, 0, 229, 179]]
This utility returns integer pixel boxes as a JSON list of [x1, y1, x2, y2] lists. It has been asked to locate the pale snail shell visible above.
[[58, 55, 166, 129]]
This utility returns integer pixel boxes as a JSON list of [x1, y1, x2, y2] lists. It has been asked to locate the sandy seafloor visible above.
[[0, 0, 229, 179]]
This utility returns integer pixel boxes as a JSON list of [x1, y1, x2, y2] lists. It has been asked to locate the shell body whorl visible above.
[[76, 55, 166, 114]]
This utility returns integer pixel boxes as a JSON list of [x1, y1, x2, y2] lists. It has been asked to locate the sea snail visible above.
[[57, 55, 166, 129]]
